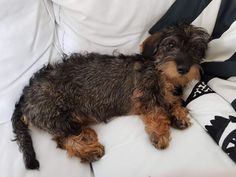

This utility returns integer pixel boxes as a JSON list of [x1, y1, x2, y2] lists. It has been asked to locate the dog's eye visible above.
[[167, 42, 175, 49]]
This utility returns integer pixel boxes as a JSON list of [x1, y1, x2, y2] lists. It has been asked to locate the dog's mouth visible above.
[[159, 61, 201, 87]]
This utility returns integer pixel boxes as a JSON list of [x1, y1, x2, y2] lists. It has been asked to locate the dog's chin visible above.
[[170, 73, 200, 87], [160, 62, 201, 87]]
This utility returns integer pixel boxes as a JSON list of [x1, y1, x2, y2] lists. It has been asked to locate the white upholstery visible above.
[[52, 0, 175, 54], [0, 0, 57, 124], [0, 0, 90, 176], [0, 0, 236, 177]]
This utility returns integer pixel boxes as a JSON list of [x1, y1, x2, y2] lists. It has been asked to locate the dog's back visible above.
[[24, 53, 146, 123]]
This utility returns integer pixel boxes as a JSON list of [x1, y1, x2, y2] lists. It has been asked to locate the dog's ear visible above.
[[140, 32, 163, 58], [191, 26, 210, 59]]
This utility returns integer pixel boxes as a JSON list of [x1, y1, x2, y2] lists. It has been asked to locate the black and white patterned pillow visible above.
[[183, 81, 236, 163]]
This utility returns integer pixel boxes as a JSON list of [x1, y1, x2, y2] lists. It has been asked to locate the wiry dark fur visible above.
[[12, 24, 210, 170]]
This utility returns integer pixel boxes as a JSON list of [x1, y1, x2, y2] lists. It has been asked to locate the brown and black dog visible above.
[[12, 24, 209, 169]]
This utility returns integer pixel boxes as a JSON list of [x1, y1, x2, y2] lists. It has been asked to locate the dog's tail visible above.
[[11, 94, 40, 170]]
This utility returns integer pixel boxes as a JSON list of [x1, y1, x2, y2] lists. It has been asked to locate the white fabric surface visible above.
[[0, 0, 91, 176], [204, 21, 236, 62], [208, 78, 236, 104], [1, 0, 236, 177], [0, 121, 92, 177], [92, 116, 235, 177], [192, 0, 221, 35], [0, 0, 57, 124], [52, 0, 175, 54]]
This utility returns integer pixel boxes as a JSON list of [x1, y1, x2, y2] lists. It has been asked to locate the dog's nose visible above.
[[177, 64, 190, 75]]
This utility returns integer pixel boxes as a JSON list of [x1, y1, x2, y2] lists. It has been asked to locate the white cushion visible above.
[[0, 0, 91, 176], [0, 0, 56, 124], [91, 116, 235, 177], [52, 0, 175, 54]]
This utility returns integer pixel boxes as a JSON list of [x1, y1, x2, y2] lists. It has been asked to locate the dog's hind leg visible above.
[[36, 115, 104, 162], [45, 117, 83, 137], [53, 127, 105, 163]]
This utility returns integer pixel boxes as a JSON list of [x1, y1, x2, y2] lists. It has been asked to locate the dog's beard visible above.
[[159, 61, 201, 87]]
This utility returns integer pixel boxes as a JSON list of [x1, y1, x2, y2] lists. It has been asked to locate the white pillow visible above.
[[52, 0, 175, 54], [0, 0, 57, 123], [0, 1, 92, 177]]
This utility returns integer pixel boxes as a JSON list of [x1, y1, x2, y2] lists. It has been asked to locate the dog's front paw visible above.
[[171, 116, 191, 129], [171, 106, 192, 129], [150, 133, 170, 149]]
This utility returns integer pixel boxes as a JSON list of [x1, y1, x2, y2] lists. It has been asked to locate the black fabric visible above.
[[149, 0, 211, 34], [228, 52, 236, 61], [201, 74, 214, 83], [223, 129, 236, 162], [211, 0, 236, 39], [184, 81, 215, 106], [205, 115, 230, 143], [232, 99, 236, 111], [201, 1, 236, 94], [202, 1, 236, 79], [206, 115, 236, 163], [201, 61, 236, 79]]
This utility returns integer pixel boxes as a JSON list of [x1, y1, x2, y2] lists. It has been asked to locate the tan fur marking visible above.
[[133, 61, 142, 71], [171, 105, 192, 129], [162, 80, 179, 105], [160, 62, 200, 87], [142, 109, 171, 149], [60, 128, 104, 162], [21, 115, 28, 125], [160, 61, 179, 80], [130, 88, 143, 115], [185, 64, 200, 82]]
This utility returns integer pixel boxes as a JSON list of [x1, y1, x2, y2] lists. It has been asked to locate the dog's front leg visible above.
[[166, 85, 192, 130], [170, 102, 192, 129], [141, 108, 171, 149]]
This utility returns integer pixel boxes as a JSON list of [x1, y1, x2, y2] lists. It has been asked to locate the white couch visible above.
[[0, 0, 236, 177]]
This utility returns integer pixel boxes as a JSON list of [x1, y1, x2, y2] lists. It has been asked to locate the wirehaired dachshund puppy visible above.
[[12, 24, 209, 169]]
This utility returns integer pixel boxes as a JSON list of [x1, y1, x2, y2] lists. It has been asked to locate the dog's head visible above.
[[141, 24, 210, 86]]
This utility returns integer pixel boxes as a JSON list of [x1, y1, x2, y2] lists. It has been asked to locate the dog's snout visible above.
[[176, 53, 191, 75], [177, 64, 190, 75]]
